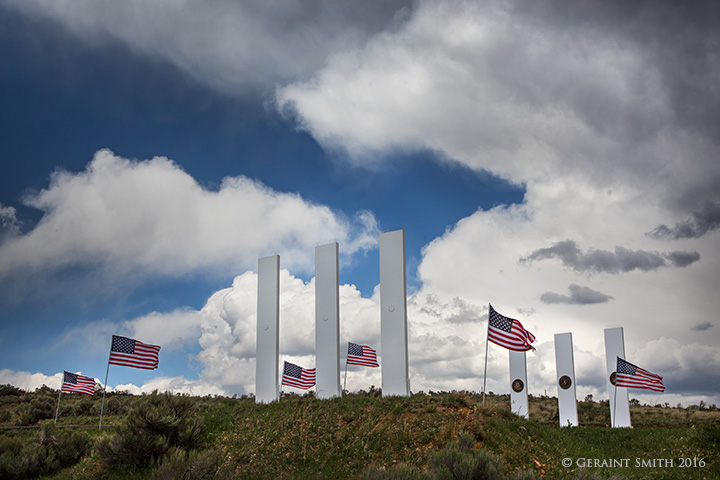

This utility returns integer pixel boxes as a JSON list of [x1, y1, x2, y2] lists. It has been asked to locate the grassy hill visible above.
[[1, 384, 718, 479]]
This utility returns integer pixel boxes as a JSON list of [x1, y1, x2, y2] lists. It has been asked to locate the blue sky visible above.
[[1, 0, 719, 406]]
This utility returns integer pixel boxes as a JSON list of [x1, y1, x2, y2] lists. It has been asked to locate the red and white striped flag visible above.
[[347, 342, 379, 367], [487, 305, 536, 352], [281, 361, 316, 390], [616, 357, 665, 392], [61, 371, 96, 396], [109, 335, 161, 370]]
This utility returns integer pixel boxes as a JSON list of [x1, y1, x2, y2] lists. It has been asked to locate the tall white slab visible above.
[[379, 230, 410, 397], [604, 327, 631, 427], [554, 332, 578, 427], [256, 255, 280, 403], [315, 243, 341, 399], [509, 350, 529, 418]]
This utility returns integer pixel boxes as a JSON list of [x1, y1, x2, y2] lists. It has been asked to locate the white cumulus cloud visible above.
[[0, 149, 378, 284]]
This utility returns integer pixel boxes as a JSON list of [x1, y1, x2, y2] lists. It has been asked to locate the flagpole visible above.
[[54, 379, 63, 424], [99, 344, 112, 429], [343, 357, 349, 393], [482, 304, 491, 406]]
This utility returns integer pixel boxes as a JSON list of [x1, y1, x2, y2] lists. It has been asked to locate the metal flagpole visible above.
[[482, 304, 491, 406], [98, 344, 112, 429], [54, 382, 63, 424]]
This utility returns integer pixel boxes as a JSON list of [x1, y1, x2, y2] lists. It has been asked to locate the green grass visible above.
[[1, 385, 718, 479]]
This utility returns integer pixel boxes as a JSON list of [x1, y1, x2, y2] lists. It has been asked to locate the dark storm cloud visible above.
[[648, 202, 720, 239], [511, 0, 720, 138], [510, 0, 720, 212], [666, 251, 702, 268], [540, 284, 613, 305], [521, 240, 700, 274], [691, 321, 713, 332], [0, 0, 414, 94]]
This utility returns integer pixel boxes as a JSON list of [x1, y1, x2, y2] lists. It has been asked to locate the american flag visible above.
[[616, 357, 665, 392], [281, 361, 316, 389], [487, 305, 536, 352], [61, 371, 96, 396], [347, 342, 379, 367], [109, 335, 161, 370]]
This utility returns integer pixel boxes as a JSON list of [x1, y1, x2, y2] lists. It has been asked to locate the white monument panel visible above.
[[379, 230, 410, 397], [604, 327, 631, 427], [509, 350, 529, 418], [256, 255, 280, 403], [315, 243, 341, 399], [554, 332, 578, 427]]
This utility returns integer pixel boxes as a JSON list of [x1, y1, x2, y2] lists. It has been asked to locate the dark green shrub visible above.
[[442, 391, 474, 409], [0, 424, 91, 479], [572, 469, 625, 480], [18, 397, 56, 426], [510, 470, 538, 479], [73, 397, 96, 416], [42, 424, 93, 468], [695, 421, 720, 446], [361, 464, 433, 480], [103, 395, 131, 415], [150, 447, 230, 480], [0, 384, 22, 397], [428, 432, 505, 480], [97, 391, 205, 470]]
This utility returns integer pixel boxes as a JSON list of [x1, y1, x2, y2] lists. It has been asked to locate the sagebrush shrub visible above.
[[0, 424, 91, 479], [428, 432, 505, 480], [361, 464, 433, 480], [18, 398, 56, 426], [97, 391, 205, 469], [150, 447, 230, 480]]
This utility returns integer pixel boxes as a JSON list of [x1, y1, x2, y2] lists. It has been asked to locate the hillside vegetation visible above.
[[0, 384, 718, 479]]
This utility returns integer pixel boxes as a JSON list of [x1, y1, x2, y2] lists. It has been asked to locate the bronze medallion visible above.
[[609, 372, 617, 386], [511, 379, 524, 393], [558, 375, 572, 390]]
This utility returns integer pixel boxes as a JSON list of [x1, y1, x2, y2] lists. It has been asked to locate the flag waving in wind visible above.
[[61, 371, 96, 396], [347, 342, 379, 367], [487, 305, 536, 352], [282, 361, 316, 389], [109, 335, 161, 370], [616, 357, 665, 392]]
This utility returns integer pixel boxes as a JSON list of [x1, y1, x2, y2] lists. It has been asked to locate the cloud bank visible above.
[[0, 150, 378, 284], [31, 267, 720, 406], [0, 0, 412, 94], [521, 240, 699, 274]]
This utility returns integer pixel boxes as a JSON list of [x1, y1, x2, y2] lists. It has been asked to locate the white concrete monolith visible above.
[[315, 243, 341, 399], [380, 230, 410, 397], [604, 327, 631, 427], [256, 255, 280, 403], [554, 332, 578, 427], [509, 350, 529, 418]]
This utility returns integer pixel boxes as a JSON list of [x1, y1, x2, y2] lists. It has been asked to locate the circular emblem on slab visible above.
[[558, 375, 572, 390], [322, 315, 329, 322], [388, 305, 395, 312], [609, 372, 617, 386], [512, 379, 524, 393], [263, 324, 269, 331]]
